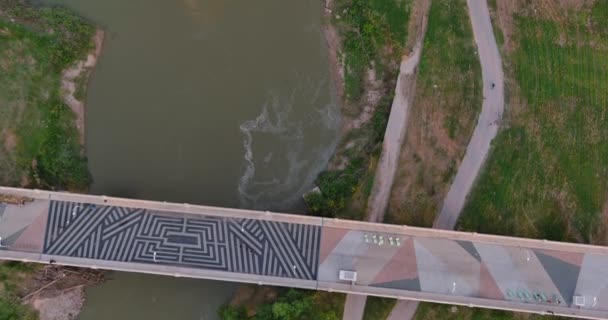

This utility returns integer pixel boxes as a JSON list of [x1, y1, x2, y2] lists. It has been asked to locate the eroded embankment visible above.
[[62, 29, 105, 146]]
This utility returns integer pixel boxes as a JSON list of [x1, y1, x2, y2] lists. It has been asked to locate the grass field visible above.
[[459, 1, 608, 243], [0, 1, 93, 191], [386, 0, 481, 227]]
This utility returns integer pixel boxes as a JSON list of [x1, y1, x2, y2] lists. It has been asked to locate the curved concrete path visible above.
[[388, 0, 504, 318], [366, 41, 423, 224], [433, 0, 504, 230]]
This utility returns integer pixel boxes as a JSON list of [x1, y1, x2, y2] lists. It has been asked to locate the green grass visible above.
[[0, 0, 94, 190], [334, 0, 410, 101], [362, 297, 396, 320], [418, 0, 481, 142], [459, 2, 608, 242]]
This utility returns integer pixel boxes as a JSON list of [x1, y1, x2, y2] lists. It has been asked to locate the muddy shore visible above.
[[62, 28, 105, 146]]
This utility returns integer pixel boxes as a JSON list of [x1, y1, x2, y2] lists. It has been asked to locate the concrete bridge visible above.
[[0, 187, 607, 319]]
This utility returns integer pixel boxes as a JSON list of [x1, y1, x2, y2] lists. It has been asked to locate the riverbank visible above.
[[0, 1, 103, 318], [62, 28, 105, 146], [387, 0, 482, 228], [305, 0, 411, 221]]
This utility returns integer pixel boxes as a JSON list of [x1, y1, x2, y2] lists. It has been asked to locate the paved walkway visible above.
[[1, 187, 608, 319], [387, 1, 505, 319], [433, 0, 504, 230], [366, 41, 422, 224]]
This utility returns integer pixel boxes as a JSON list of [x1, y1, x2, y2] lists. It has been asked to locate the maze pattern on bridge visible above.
[[43, 201, 321, 280]]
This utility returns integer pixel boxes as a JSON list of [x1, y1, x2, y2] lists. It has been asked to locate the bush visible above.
[[35, 101, 91, 190], [218, 305, 247, 320], [336, 0, 409, 102]]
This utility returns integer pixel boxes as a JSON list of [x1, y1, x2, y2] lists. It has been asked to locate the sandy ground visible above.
[[2, 128, 17, 152], [61, 29, 105, 145], [31, 287, 85, 320]]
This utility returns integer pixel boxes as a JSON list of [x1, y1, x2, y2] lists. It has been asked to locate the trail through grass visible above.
[[387, 0, 481, 227], [459, 1, 608, 242], [335, 0, 410, 101]]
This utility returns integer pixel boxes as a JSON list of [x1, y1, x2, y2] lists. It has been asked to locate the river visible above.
[[41, 0, 340, 319]]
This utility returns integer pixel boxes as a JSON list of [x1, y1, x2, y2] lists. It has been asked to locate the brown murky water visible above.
[[42, 0, 339, 319]]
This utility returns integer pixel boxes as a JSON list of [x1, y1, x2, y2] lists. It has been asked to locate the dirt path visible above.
[[433, 0, 504, 230], [61, 29, 105, 145], [386, 0, 504, 319]]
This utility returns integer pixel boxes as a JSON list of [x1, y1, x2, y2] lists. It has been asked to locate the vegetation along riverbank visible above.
[[307, 0, 411, 222], [0, 0, 103, 318]]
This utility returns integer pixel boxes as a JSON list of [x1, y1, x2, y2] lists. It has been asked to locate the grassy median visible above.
[[387, 0, 481, 227]]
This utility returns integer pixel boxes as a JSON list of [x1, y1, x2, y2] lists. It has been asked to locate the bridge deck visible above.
[[0, 187, 607, 319]]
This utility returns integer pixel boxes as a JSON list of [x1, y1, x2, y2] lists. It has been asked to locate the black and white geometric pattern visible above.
[[43, 201, 321, 280]]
